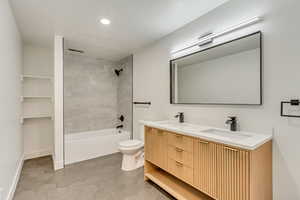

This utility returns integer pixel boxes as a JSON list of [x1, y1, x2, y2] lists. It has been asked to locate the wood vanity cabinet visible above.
[[216, 144, 250, 200], [193, 139, 218, 199], [167, 133, 194, 185], [144, 126, 272, 200], [144, 126, 168, 170]]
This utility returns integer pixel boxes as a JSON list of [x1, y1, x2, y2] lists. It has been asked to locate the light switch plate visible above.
[[0, 187, 3, 200]]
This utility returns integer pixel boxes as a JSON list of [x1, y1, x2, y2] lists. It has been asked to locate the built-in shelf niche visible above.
[[21, 74, 53, 124], [22, 45, 55, 160]]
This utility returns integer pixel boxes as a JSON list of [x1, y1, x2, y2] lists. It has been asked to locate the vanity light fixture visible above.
[[171, 16, 262, 55], [210, 16, 262, 39]]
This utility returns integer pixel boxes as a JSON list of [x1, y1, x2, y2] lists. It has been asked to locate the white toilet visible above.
[[119, 127, 144, 171]]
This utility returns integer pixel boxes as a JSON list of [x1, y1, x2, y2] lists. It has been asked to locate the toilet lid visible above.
[[119, 140, 143, 148]]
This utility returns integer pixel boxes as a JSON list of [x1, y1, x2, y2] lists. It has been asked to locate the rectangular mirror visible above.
[[170, 31, 262, 105]]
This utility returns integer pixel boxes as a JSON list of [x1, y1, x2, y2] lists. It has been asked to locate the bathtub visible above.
[[64, 129, 130, 165]]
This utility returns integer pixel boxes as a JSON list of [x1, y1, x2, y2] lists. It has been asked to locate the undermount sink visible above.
[[201, 128, 252, 140]]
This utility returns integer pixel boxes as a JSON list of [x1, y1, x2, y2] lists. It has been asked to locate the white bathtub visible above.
[[64, 129, 130, 165]]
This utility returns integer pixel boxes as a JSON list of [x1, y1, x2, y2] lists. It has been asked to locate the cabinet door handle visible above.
[[176, 135, 182, 138], [224, 146, 238, 152], [176, 161, 183, 167], [175, 147, 183, 152], [199, 140, 209, 144]]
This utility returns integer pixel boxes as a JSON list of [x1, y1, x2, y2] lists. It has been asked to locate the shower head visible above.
[[114, 69, 123, 76]]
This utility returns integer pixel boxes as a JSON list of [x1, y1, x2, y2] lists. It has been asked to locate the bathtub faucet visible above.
[[116, 125, 124, 129]]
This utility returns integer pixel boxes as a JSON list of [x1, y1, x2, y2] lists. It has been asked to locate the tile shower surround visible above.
[[64, 54, 133, 134]]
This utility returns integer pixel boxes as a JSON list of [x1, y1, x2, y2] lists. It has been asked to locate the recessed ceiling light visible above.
[[99, 18, 111, 25]]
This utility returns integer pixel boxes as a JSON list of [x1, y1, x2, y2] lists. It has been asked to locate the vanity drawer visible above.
[[168, 133, 193, 153], [168, 145, 193, 168], [168, 158, 194, 185]]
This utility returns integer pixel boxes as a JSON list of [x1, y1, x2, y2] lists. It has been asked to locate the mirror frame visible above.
[[170, 31, 262, 105]]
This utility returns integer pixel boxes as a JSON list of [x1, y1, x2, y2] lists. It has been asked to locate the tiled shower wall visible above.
[[117, 55, 133, 132], [64, 54, 133, 134], [64, 55, 118, 134]]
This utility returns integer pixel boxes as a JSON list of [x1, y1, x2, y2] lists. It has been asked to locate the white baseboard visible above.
[[6, 154, 24, 200], [24, 149, 52, 160]]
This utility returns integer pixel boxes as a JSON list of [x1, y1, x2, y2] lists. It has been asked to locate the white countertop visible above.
[[139, 120, 272, 150]]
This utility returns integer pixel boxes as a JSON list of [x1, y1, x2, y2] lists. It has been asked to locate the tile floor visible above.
[[14, 153, 174, 200]]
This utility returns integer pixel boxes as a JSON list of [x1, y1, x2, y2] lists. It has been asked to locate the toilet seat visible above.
[[119, 140, 143, 149]]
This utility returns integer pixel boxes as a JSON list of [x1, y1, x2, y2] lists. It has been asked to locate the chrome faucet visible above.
[[225, 116, 237, 131], [175, 112, 184, 123]]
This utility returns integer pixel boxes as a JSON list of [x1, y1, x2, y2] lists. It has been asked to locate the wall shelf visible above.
[[21, 75, 53, 81], [145, 169, 210, 200], [21, 47, 55, 161], [21, 114, 53, 124], [21, 96, 53, 102]]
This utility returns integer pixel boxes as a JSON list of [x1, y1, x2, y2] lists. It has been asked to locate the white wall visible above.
[[0, 0, 23, 199], [133, 0, 300, 199], [23, 45, 54, 159], [23, 45, 53, 75]]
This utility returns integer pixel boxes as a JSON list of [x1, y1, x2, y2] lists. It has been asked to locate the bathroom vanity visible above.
[[142, 121, 272, 200]]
